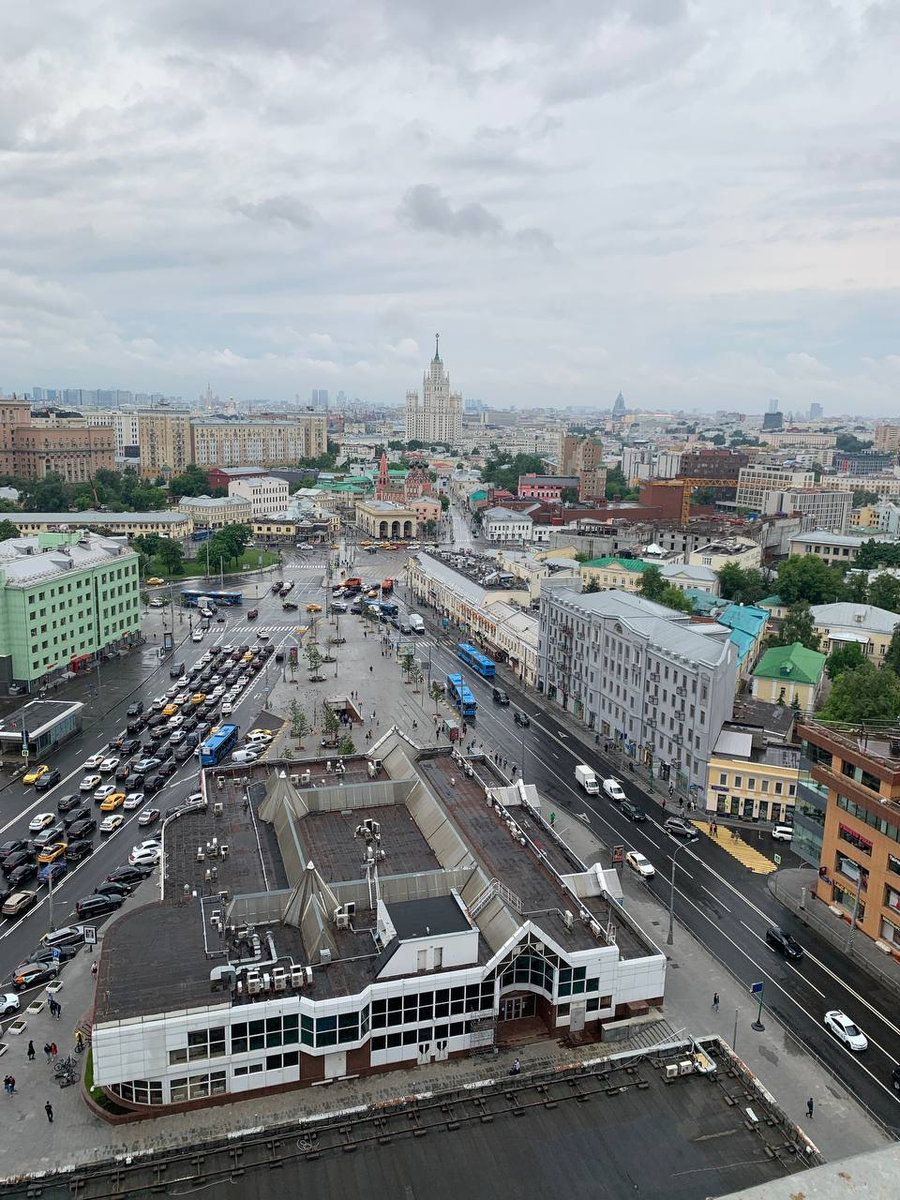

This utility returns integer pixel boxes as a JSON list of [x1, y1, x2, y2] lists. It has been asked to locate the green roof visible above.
[[759, 595, 784, 608], [582, 556, 654, 572], [753, 642, 826, 686]]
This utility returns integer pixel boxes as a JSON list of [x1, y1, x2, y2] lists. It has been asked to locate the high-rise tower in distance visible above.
[[405, 334, 462, 445]]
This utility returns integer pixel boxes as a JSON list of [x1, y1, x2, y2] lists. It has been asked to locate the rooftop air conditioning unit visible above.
[[272, 969, 288, 992], [334, 910, 350, 930], [563, 910, 574, 929], [300, 771, 311, 785], [678, 1060, 693, 1076], [246, 972, 262, 995], [320, 948, 332, 965], [305, 966, 314, 987], [665, 1064, 679, 1080], [290, 968, 305, 988]]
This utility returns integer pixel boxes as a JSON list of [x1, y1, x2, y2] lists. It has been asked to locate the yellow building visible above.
[[579, 557, 651, 593], [191, 416, 326, 469], [750, 643, 827, 714], [355, 498, 419, 539], [137, 409, 192, 479], [707, 740, 799, 822]]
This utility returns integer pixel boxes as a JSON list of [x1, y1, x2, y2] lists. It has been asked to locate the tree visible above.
[[288, 700, 310, 747], [691, 486, 718, 506], [583, 577, 602, 593], [825, 642, 866, 680], [20, 473, 69, 512], [660, 586, 694, 614], [772, 602, 820, 651], [169, 464, 212, 499], [835, 434, 873, 454], [717, 564, 767, 604], [638, 565, 666, 603], [480, 452, 545, 495], [605, 466, 639, 501], [400, 648, 416, 681], [305, 644, 323, 679], [438, 494, 450, 511], [323, 704, 340, 738], [884, 625, 900, 677], [338, 734, 355, 756], [560, 487, 579, 504], [156, 537, 185, 576], [853, 489, 879, 508], [0, 518, 20, 542], [429, 681, 444, 713], [410, 663, 424, 693], [867, 574, 900, 614], [131, 533, 162, 565], [818, 661, 900, 723], [855, 540, 900, 571], [775, 556, 845, 605], [844, 572, 869, 604]]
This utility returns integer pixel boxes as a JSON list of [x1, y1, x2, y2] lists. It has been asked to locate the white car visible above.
[[221, 701, 234, 715], [83, 752, 105, 769], [132, 838, 162, 854], [174, 693, 190, 706], [603, 778, 626, 802], [256, 631, 270, 640], [100, 814, 124, 834], [166, 684, 180, 697], [221, 645, 234, 654], [151, 696, 167, 711], [168, 715, 184, 729], [771, 825, 794, 842], [123, 792, 144, 810], [245, 731, 274, 745], [80, 774, 102, 792], [93, 784, 117, 801], [192, 631, 203, 643], [824, 1010, 868, 1051], [28, 812, 55, 832], [99, 756, 120, 774], [211, 686, 225, 699], [129, 846, 162, 867], [0, 993, 20, 1016], [625, 851, 656, 879]]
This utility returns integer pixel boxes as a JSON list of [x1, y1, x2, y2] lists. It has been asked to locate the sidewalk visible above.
[[769, 866, 900, 1000]]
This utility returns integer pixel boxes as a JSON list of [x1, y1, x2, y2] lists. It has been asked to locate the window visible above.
[[112, 1079, 164, 1105], [169, 1071, 227, 1102], [838, 824, 872, 856], [232, 1015, 298, 1054], [233, 1063, 264, 1078], [169, 1027, 226, 1065]]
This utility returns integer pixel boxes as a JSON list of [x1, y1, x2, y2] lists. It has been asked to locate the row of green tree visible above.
[[132, 523, 253, 576], [719, 550, 900, 614]]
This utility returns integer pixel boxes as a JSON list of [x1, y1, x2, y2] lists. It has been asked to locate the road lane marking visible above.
[[701, 886, 730, 911]]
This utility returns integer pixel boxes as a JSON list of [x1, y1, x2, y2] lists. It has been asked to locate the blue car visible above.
[[37, 861, 68, 885]]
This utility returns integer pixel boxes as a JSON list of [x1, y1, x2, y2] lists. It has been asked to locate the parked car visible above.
[[34, 768, 62, 792], [75, 894, 123, 918], [94, 879, 134, 899], [664, 817, 699, 840], [766, 927, 803, 960], [12, 960, 59, 990], [0, 993, 19, 1016], [107, 864, 152, 884], [771, 824, 794, 842], [129, 846, 162, 867], [824, 1010, 868, 1051]]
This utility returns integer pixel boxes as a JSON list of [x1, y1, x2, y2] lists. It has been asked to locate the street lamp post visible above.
[[667, 839, 691, 946]]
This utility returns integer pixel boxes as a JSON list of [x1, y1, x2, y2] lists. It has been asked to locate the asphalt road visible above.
[[384, 584, 900, 1136]]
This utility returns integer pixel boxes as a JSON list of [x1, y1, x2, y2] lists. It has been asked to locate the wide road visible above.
[[387, 582, 900, 1137]]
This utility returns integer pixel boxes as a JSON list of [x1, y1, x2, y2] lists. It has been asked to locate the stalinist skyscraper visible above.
[[405, 334, 463, 445]]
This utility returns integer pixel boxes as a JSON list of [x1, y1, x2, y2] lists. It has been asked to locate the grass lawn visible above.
[[146, 548, 280, 579]]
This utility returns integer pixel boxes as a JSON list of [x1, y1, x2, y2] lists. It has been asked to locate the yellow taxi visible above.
[[162, 703, 179, 718], [190, 692, 206, 706], [306, 602, 322, 613], [100, 792, 126, 812], [242, 651, 253, 662], [294, 625, 308, 636], [23, 764, 51, 785], [379, 541, 392, 549], [36, 841, 68, 864], [360, 540, 373, 547], [366, 589, 379, 599], [248, 728, 275, 739], [146, 577, 165, 586]]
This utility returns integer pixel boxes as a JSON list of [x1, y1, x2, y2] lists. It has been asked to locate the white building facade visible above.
[[228, 475, 290, 518], [405, 337, 463, 446]]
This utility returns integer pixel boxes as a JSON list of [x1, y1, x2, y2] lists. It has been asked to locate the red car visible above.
[[247, 609, 258, 620]]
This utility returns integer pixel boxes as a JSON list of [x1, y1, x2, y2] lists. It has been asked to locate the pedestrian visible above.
[[26, 1041, 35, 1063], [45, 1101, 53, 1123], [712, 992, 720, 1013], [806, 1097, 814, 1119], [3, 1076, 10, 1096], [7, 1076, 14, 1094], [50, 1042, 57, 1061], [74, 1031, 85, 1054], [662, 797, 667, 811], [54, 1001, 61, 1021], [43, 1043, 52, 1064], [91, 962, 98, 979]]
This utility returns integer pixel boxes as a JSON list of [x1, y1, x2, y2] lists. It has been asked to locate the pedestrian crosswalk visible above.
[[225, 624, 307, 636]]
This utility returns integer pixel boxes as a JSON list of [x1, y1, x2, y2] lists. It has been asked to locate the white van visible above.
[[771, 824, 794, 842], [409, 614, 425, 634], [231, 748, 259, 764]]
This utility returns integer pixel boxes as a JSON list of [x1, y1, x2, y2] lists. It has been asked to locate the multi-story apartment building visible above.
[[137, 408, 192, 478], [405, 337, 463, 446], [755, 487, 852, 533], [758, 432, 837, 450], [191, 415, 327, 470], [0, 531, 141, 691], [809, 602, 900, 661], [686, 539, 762, 571], [735, 466, 815, 510], [787, 530, 870, 565], [9, 423, 115, 482], [836, 450, 896, 476], [177, 495, 253, 530], [874, 424, 900, 454], [799, 720, 900, 952], [560, 435, 606, 501], [227, 475, 290, 518], [537, 583, 738, 790]]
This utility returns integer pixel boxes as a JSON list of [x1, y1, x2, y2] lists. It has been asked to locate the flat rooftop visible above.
[[7, 1044, 812, 1199], [388, 894, 469, 939], [0, 698, 83, 741]]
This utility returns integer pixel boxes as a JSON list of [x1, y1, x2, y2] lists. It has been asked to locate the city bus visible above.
[[199, 724, 240, 766], [447, 673, 477, 718], [456, 643, 496, 678], [181, 589, 244, 608]]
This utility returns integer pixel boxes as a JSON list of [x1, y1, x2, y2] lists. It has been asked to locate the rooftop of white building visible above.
[[0, 531, 136, 587]]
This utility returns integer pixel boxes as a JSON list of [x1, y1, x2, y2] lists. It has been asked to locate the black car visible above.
[[66, 839, 93, 863], [766, 927, 803, 960], [94, 879, 134, 899], [621, 801, 647, 822], [17, 944, 78, 973], [143, 773, 163, 793], [63, 806, 92, 829], [3, 849, 32, 875], [34, 768, 62, 792], [147, 713, 166, 729], [115, 762, 133, 782], [67, 817, 97, 839], [13, 962, 59, 991], [182, 716, 198, 733], [125, 721, 143, 736], [0, 839, 28, 862], [33, 824, 66, 848], [122, 737, 142, 755], [148, 726, 169, 743], [492, 688, 510, 705], [174, 742, 193, 763], [107, 864, 152, 884], [126, 701, 144, 718], [158, 760, 176, 780], [156, 744, 173, 762], [75, 893, 123, 918], [8, 862, 39, 887], [108, 731, 127, 749], [513, 711, 530, 727], [125, 772, 145, 791]]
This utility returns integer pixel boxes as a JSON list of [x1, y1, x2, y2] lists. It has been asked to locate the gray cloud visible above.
[[227, 195, 319, 230], [397, 184, 554, 252]]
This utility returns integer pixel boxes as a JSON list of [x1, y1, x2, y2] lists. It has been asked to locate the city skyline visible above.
[[1, 3, 898, 412]]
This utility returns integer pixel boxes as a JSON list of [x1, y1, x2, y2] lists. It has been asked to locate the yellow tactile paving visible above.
[[692, 821, 778, 874]]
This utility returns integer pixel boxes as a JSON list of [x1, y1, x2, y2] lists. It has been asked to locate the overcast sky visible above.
[[1, 1, 898, 413]]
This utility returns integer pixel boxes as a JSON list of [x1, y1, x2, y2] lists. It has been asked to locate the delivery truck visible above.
[[575, 764, 599, 794]]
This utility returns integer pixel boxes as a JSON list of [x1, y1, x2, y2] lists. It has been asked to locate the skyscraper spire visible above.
[[434, 332, 441, 362]]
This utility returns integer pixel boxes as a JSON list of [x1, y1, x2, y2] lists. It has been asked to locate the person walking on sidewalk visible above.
[[26, 1041, 35, 1063], [806, 1097, 814, 1119], [712, 992, 720, 1013], [43, 1043, 52, 1064], [44, 1101, 53, 1123]]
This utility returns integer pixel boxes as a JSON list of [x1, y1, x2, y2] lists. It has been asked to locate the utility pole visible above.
[[667, 840, 689, 946]]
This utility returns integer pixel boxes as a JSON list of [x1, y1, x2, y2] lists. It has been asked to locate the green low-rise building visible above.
[[0, 531, 141, 692]]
